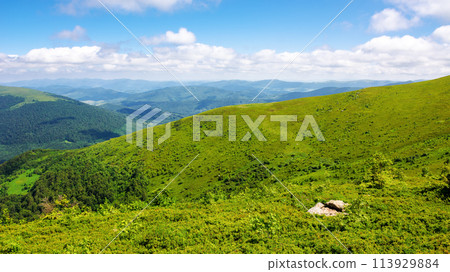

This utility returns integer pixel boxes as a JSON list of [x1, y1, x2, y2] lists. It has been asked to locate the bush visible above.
[[440, 165, 450, 186], [364, 153, 394, 189], [0, 208, 12, 225], [421, 167, 430, 177], [151, 190, 175, 207]]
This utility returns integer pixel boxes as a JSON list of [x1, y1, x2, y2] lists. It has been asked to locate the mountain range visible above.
[[4, 78, 413, 119], [4, 78, 412, 94]]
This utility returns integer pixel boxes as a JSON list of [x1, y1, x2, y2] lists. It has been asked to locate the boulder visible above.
[[325, 200, 348, 212], [307, 200, 349, 216], [307, 202, 340, 216], [307, 202, 324, 214]]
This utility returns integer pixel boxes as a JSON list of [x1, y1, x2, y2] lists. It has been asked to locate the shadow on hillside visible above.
[[420, 184, 450, 200], [39, 116, 76, 125], [80, 129, 120, 140]]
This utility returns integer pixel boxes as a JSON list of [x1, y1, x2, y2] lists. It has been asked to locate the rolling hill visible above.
[[0, 86, 126, 162], [34, 85, 130, 102], [0, 76, 448, 254]]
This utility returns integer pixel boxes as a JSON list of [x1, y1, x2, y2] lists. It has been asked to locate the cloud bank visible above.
[[1, 26, 449, 81]]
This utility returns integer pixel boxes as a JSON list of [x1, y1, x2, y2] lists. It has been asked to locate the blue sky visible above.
[[0, 0, 449, 81]]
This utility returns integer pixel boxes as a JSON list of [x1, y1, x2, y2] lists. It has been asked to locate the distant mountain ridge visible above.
[[6, 80, 401, 120], [3, 78, 414, 93], [2, 79, 200, 93], [199, 79, 406, 93]]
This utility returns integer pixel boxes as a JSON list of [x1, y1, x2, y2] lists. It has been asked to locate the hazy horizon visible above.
[[0, 76, 427, 85]]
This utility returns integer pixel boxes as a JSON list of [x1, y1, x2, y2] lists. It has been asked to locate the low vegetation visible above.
[[0, 76, 449, 253]]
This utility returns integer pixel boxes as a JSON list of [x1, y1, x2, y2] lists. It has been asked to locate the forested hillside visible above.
[[0, 77, 448, 254], [0, 86, 125, 162]]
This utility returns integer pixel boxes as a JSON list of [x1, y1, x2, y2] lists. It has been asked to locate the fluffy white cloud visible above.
[[23, 46, 102, 63], [1, 26, 449, 81], [431, 25, 450, 43], [53, 26, 89, 41], [388, 0, 450, 20], [142, 28, 196, 45], [369, 0, 450, 33], [357, 35, 435, 53], [370, 9, 419, 33]]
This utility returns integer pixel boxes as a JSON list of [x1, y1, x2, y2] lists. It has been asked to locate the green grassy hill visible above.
[[0, 86, 126, 162], [0, 77, 449, 254]]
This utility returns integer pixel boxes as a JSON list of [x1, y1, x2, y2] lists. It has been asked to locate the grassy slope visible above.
[[6, 170, 40, 195], [81, 75, 449, 199], [0, 86, 59, 109], [0, 76, 449, 253]]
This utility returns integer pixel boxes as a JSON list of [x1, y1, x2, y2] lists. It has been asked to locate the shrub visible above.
[[364, 153, 394, 189], [421, 167, 430, 177], [0, 208, 12, 225], [440, 165, 450, 186], [152, 190, 175, 207]]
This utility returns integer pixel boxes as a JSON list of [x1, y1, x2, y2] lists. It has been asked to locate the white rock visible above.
[[326, 200, 347, 212], [308, 200, 349, 216], [307, 202, 325, 214]]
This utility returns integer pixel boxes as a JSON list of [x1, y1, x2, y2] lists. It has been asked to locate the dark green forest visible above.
[[0, 86, 126, 162]]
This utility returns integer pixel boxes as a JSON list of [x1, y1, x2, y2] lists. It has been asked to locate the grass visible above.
[[5, 170, 40, 195], [0, 86, 60, 109], [0, 76, 449, 253], [1, 179, 448, 254]]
